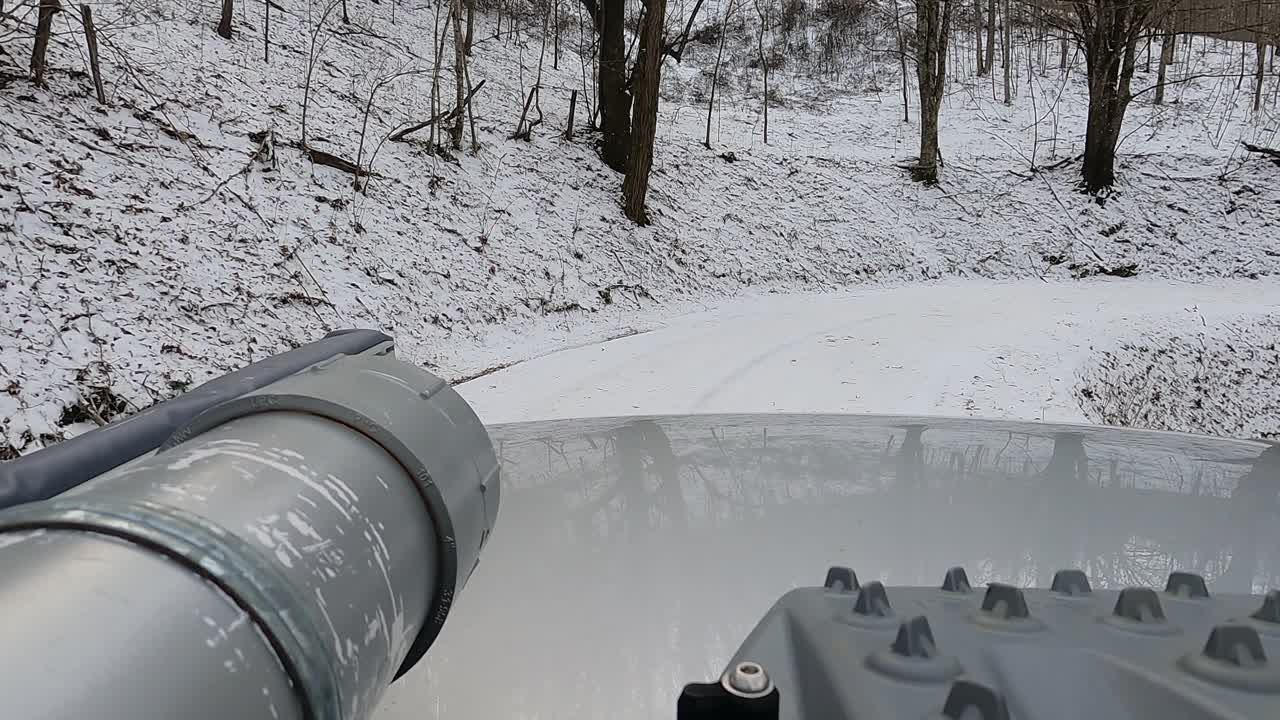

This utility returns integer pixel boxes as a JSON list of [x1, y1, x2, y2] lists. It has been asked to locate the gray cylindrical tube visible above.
[[0, 345, 499, 720]]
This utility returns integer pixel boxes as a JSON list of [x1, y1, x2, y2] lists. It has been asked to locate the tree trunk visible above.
[[705, 0, 734, 148], [1236, 42, 1245, 91], [1154, 31, 1173, 105], [621, 0, 667, 223], [1082, 81, 1122, 191], [984, 0, 995, 75], [1038, 17, 1047, 74], [1254, 41, 1265, 112], [30, 0, 60, 85], [597, 0, 631, 171], [1079, 0, 1140, 193], [918, 91, 941, 183], [893, 0, 909, 121], [451, 0, 466, 148], [1001, 0, 1011, 104], [217, 0, 233, 38], [755, 0, 769, 144], [464, 0, 475, 55], [974, 0, 985, 75], [428, 1, 449, 149], [1059, 34, 1068, 70], [913, 0, 951, 184], [566, 88, 578, 139], [79, 4, 106, 104]]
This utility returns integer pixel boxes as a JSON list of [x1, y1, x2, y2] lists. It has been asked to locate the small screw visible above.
[[725, 661, 770, 695]]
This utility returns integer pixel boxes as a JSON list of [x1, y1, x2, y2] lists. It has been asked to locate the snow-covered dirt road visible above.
[[457, 279, 1280, 429]]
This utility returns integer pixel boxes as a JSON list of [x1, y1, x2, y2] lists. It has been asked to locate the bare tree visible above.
[[985, 0, 996, 74], [301, 0, 343, 148], [1002, 0, 1011, 104], [754, 0, 770, 145], [451, 0, 466, 148], [579, 0, 631, 171], [913, 0, 952, 183], [30, 0, 61, 85], [621, 0, 668, 222], [265, 0, 271, 61], [975, 0, 985, 75], [893, 0, 910, 121], [79, 4, 106, 104], [573, 0, 702, 178], [1253, 0, 1267, 112], [1072, 0, 1167, 192], [705, 0, 738, 148], [218, 0, 234, 38], [464, 0, 475, 54], [1253, 42, 1265, 111], [429, 0, 449, 149], [1154, 30, 1173, 104]]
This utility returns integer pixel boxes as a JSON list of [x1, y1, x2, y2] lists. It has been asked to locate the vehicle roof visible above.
[[375, 413, 1278, 720]]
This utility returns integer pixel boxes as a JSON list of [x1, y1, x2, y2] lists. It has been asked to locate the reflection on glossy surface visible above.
[[375, 415, 1279, 720]]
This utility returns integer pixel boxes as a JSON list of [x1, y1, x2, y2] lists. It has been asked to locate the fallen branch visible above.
[[388, 79, 484, 142], [305, 145, 367, 176], [1040, 153, 1083, 171], [511, 84, 542, 141], [1242, 142, 1280, 165], [388, 109, 450, 142]]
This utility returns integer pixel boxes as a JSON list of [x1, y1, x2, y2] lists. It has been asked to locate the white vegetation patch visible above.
[[1074, 314, 1280, 439], [1, 0, 1279, 454]]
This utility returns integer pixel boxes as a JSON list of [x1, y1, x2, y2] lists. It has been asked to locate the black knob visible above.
[[1202, 624, 1267, 667], [1165, 572, 1209, 599], [942, 679, 1010, 720], [891, 616, 938, 659], [854, 581, 892, 617], [1114, 587, 1166, 623], [1050, 569, 1091, 596], [981, 583, 1030, 620], [1251, 590, 1279, 624], [941, 567, 971, 593], [824, 566, 859, 592]]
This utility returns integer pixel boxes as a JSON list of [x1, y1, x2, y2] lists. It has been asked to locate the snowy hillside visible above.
[[2, 0, 1279, 455]]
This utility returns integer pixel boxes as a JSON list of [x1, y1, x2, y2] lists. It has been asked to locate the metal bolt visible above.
[[725, 661, 770, 696]]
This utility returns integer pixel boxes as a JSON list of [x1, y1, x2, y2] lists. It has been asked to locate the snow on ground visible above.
[[456, 279, 1280, 437], [2, 0, 1279, 455]]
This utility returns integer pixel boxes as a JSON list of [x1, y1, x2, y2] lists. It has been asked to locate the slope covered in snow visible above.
[[1, 0, 1279, 453]]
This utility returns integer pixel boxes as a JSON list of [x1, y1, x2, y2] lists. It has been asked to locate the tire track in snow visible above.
[[457, 280, 1280, 427]]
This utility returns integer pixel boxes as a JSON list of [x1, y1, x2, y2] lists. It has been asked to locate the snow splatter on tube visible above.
[[0, 339, 501, 720]]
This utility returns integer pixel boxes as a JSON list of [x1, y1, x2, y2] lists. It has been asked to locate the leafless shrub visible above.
[[1074, 318, 1280, 438]]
